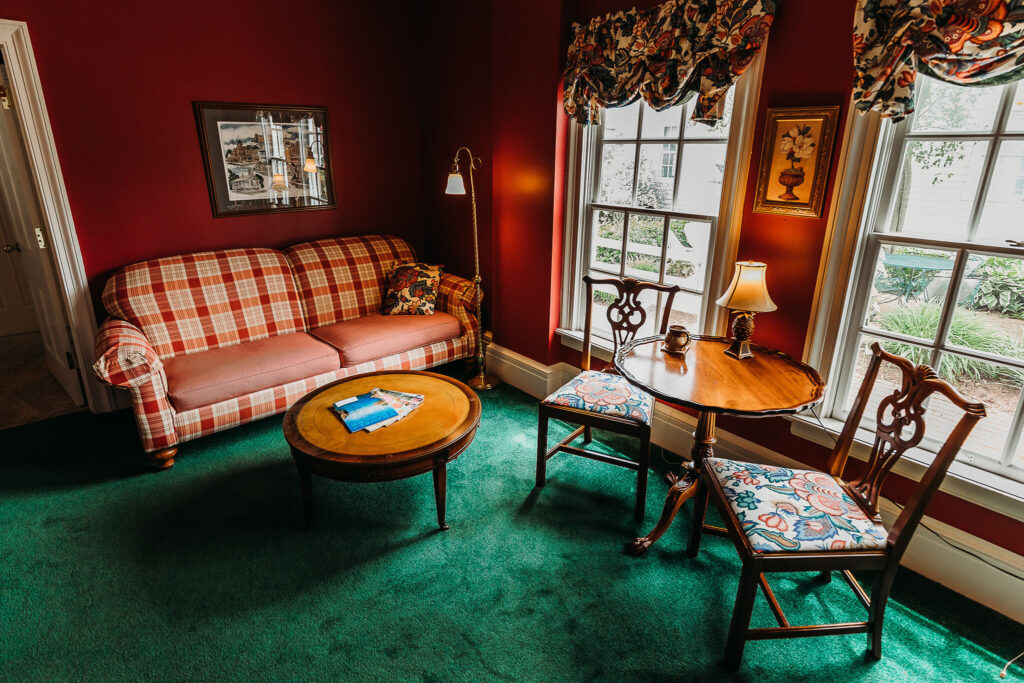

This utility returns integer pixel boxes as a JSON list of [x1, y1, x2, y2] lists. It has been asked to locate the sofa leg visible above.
[[148, 448, 177, 471]]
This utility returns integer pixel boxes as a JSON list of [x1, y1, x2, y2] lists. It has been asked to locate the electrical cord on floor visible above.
[[1001, 650, 1024, 678]]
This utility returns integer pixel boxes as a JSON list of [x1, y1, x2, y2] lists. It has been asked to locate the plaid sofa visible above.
[[93, 235, 478, 464]]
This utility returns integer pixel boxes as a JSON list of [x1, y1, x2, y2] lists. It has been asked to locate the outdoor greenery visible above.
[[595, 211, 696, 278], [878, 303, 1024, 385], [970, 257, 1024, 320], [874, 264, 940, 301]]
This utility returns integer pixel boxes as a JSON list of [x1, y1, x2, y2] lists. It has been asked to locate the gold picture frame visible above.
[[752, 106, 840, 218]]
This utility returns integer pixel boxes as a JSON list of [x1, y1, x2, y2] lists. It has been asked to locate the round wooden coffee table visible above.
[[282, 370, 481, 531]]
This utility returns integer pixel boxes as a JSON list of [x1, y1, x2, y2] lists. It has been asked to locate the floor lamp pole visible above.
[[449, 146, 499, 391]]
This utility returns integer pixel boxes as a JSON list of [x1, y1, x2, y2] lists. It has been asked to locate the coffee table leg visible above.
[[628, 411, 716, 555], [295, 457, 313, 530], [433, 461, 449, 531]]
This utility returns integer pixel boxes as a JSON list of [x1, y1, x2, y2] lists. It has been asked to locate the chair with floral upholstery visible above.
[[687, 342, 986, 670], [536, 275, 680, 519]]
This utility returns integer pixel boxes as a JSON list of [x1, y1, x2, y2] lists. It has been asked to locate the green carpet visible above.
[[1, 365, 1021, 681]]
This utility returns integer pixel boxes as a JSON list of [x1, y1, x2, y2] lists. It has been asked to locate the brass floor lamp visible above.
[[446, 147, 500, 391]]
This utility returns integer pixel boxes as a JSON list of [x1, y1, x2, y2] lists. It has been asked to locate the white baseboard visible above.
[[486, 342, 1024, 624]]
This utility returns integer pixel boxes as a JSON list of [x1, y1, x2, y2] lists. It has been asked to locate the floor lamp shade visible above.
[[445, 172, 466, 195]]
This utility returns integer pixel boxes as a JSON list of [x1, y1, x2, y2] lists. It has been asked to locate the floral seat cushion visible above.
[[707, 458, 889, 554], [542, 370, 653, 425]]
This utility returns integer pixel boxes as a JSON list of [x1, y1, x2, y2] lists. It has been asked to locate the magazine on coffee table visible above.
[[332, 388, 424, 433]]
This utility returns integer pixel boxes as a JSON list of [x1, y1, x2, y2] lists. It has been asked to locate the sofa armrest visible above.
[[93, 318, 164, 388], [437, 272, 481, 347], [437, 272, 478, 313]]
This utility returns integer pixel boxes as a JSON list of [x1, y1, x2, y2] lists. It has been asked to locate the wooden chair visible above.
[[537, 275, 680, 519], [688, 341, 986, 670]]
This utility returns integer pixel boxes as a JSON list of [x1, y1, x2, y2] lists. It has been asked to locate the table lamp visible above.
[[715, 261, 777, 360], [445, 146, 500, 391]]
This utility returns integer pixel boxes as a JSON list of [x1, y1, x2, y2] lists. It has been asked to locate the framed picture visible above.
[[752, 106, 840, 218], [193, 101, 336, 218]]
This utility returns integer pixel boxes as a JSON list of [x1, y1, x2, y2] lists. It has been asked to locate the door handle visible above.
[[2, 242, 20, 254]]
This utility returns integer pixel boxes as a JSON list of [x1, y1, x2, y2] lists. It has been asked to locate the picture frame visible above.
[[193, 101, 336, 218], [752, 106, 840, 218]]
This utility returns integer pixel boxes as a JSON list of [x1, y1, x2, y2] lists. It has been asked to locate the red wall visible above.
[[416, 1, 495, 326], [5, 0, 425, 309]]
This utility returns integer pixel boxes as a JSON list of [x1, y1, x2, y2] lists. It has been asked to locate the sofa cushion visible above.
[[163, 333, 339, 412], [311, 313, 461, 366], [383, 262, 443, 315], [102, 248, 305, 359], [284, 235, 417, 329]]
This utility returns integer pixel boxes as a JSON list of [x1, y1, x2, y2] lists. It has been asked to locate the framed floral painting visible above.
[[194, 101, 336, 218], [752, 106, 840, 218]]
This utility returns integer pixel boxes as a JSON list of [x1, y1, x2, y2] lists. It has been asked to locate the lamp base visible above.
[[724, 338, 753, 360], [467, 373, 501, 391], [724, 311, 756, 360]]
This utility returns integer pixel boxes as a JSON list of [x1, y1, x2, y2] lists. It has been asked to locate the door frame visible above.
[[0, 19, 113, 412]]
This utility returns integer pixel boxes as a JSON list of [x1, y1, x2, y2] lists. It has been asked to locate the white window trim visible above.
[[792, 99, 1024, 517], [557, 51, 767, 349]]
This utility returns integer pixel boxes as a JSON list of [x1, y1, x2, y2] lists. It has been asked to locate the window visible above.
[[829, 76, 1024, 484], [561, 89, 740, 343]]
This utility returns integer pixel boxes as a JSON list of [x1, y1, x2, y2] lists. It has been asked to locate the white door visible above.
[[0, 68, 84, 405]]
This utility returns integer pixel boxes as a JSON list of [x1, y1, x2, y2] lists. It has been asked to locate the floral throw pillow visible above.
[[383, 261, 444, 315]]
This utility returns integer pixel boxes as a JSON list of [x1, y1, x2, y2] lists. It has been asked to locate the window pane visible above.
[[641, 104, 682, 139], [864, 244, 957, 340], [976, 140, 1024, 243], [590, 210, 624, 273], [1007, 80, 1024, 132], [625, 214, 664, 280], [666, 290, 702, 331], [636, 144, 676, 209], [910, 77, 1002, 133], [887, 140, 988, 238], [951, 254, 1024, 362], [888, 140, 988, 238], [674, 143, 727, 216], [931, 353, 1023, 465], [597, 144, 636, 204], [664, 219, 710, 291], [842, 334, 931, 421], [684, 89, 734, 140], [603, 101, 641, 140]]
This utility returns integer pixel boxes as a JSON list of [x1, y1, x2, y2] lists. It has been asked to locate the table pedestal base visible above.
[[628, 411, 716, 555]]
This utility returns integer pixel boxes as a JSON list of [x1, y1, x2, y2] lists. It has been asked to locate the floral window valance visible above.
[[853, 0, 1024, 121], [562, 0, 776, 126]]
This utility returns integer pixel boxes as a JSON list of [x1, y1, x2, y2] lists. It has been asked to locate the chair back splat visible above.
[[827, 342, 986, 548], [581, 275, 679, 372]]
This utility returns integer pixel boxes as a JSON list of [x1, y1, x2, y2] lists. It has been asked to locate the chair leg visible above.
[[724, 563, 759, 671], [635, 430, 651, 520], [868, 568, 897, 660], [583, 426, 593, 445], [819, 570, 833, 583], [536, 410, 548, 488], [686, 480, 708, 558]]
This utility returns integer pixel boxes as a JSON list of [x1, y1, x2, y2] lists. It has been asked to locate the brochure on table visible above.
[[332, 388, 425, 433]]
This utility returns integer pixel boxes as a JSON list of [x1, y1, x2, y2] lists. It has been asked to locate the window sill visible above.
[[788, 412, 1024, 523], [556, 328, 614, 363]]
